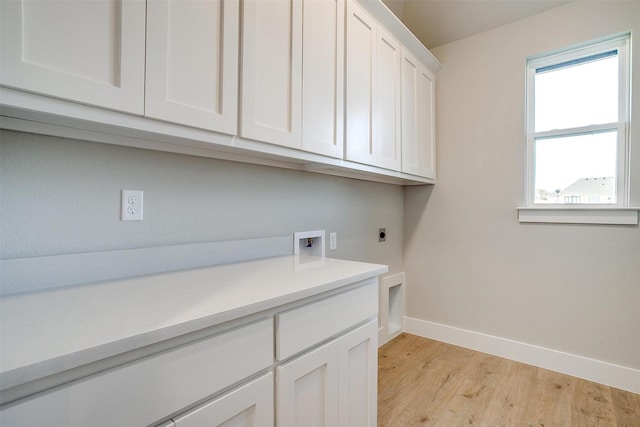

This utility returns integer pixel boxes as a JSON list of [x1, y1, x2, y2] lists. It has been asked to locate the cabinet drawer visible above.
[[0, 318, 273, 427], [173, 372, 273, 427], [275, 279, 377, 360]]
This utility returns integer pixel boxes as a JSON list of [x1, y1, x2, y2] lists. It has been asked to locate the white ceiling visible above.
[[381, 0, 572, 49]]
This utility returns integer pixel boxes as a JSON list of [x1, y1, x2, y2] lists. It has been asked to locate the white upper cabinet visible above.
[[0, 0, 440, 185], [373, 26, 402, 171], [345, 1, 375, 166], [241, 0, 344, 156], [301, 0, 345, 158], [345, 0, 401, 171], [145, 0, 239, 134], [401, 47, 436, 178], [0, 0, 146, 114], [240, 0, 302, 149]]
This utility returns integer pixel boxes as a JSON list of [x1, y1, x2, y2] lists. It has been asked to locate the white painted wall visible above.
[[404, 1, 640, 371], [0, 130, 403, 289]]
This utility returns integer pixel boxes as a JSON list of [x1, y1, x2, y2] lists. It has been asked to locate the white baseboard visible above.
[[405, 316, 640, 395]]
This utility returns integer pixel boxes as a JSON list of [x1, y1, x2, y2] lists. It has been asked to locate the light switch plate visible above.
[[329, 232, 337, 250]]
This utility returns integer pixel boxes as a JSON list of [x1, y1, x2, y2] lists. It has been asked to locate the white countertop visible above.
[[0, 256, 387, 392]]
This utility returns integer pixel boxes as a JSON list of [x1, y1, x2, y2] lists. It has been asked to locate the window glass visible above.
[[534, 131, 617, 204], [534, 53, 618, 132]]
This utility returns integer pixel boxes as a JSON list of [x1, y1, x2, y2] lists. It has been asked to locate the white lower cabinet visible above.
[[277, 338, 339, 426], [0, 319, 274, 427], [276, 320, 378, 427], [0, 281, 379, 427], [275, 279, 378, 427], [173, 372, 274, 427], [337, 320, 378, 427]]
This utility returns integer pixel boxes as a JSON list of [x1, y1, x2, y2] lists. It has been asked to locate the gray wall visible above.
[[1, 130, 403, 282], [404, 1, 640, 370]]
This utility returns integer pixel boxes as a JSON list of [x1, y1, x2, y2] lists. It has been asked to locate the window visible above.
[[520, 33, 638, 225]]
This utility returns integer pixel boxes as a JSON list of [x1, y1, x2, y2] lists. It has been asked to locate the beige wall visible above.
[[404, 1, 640, 369], [0, 130, 404, 284]]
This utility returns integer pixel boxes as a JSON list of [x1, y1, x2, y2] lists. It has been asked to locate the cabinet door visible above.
[[345, 0, 401, 171], [338, 320, 378, 427], [276, 340, 339, 427], [0, 0, 145, 114], [373, 26, 402, 171], [401, 48, 436, 178], [240, 0, 302, 148], [173, 373, 274, 427], [301, 0, 344, 158], [345, 0, 375, 166], [145, 0, 239, 134]]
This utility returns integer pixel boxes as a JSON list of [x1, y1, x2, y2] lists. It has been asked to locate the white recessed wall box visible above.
[[293, 230, 326, 258]]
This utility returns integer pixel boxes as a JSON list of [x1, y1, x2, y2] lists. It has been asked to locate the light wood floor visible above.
[[378, 333, 640, 426]]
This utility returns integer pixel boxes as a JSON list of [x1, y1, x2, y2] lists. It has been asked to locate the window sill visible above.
[[517, 207, 639, 225]]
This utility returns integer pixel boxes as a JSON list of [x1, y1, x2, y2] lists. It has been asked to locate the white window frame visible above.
[[518, 33, 638, 225]]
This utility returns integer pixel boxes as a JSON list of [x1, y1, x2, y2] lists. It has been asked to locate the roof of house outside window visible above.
[[557, 177, 614, 197]]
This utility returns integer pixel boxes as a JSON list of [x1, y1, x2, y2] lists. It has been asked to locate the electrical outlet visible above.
[[378, 228, 386, 242], [121, 189, 143, 221], [329, 232, 337, 250]]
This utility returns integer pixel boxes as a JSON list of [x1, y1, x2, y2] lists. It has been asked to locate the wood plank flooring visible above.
[[378, 333, 640, 426]]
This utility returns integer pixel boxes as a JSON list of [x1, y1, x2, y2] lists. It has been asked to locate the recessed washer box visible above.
[[293, 230, 325, 258]]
